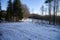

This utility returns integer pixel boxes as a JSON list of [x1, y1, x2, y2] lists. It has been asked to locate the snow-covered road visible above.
[[0, 22, 60, 40]]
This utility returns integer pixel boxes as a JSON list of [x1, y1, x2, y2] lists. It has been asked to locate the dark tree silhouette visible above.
[[13, 0, 23, 21], [53, 0, 59, 25], [55, 0, 59, 24], [45, 0, 53, 24], [6, 0, 13, 21]]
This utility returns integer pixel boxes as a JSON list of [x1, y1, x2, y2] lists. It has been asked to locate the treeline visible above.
[[29, 14, 60, 25], [39, 0, 60, 25], [6, 0, 23, 22], [0, 0, 30, 22]]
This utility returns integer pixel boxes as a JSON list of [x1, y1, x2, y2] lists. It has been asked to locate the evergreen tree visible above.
[[6, 0, 13, 21], [13, 0, 23, 21]]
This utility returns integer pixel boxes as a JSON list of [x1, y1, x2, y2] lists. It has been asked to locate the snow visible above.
[[0, 19, 60, 40]]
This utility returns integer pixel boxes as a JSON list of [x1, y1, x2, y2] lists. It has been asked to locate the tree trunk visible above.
[[49, 2, 51, 24], [53, 0, 56, 25]]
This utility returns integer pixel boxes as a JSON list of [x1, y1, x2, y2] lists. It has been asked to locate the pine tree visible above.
[[6, 0, 13, 21], [13, 0, 23, 21]]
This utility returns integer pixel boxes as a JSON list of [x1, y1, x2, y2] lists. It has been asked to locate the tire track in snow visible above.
[[0, 22, 60, 40], [0, 26, 45, 40]]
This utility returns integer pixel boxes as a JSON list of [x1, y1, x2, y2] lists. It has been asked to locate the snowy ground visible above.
[[0, 19, 60, 40]]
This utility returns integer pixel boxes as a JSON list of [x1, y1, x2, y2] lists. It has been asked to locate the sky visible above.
[[21, 0, 45, 14], [1, 0, 45, 15]]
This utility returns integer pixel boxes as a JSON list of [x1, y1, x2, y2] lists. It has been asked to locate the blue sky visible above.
[[21, 0, 45, 14], [1, 0, 45, 14]]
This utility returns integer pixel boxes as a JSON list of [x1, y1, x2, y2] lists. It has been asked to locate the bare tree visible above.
[[45, 0, 53, 24], [41, 5, 44, 16], [40, 5, 44, 23], [53, 0, 59, 25], [55, 0, 59, 24], [22, 4, 30, 19]]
